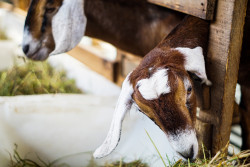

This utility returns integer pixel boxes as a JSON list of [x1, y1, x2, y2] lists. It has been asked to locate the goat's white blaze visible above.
[[50, 0, 87, 55], [94, 73, 134, 158], [22, 27, 40, 55], [137, 68, 171, 100], [168, 128, 198, 159], [175, 46, 212, 86]]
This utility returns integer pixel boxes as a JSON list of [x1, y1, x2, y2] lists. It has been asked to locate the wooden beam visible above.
[[68, 46, 119, 82], [205, 0, 248, 155], [148, 0, 216, 20], [117, 50, 142, 77], [115, 50, 142, 86], [0, 1, 26, 16]]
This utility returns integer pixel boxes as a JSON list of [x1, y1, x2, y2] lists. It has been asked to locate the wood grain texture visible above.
[[148, 0, 216, 20], [206, 0, 248, 154]]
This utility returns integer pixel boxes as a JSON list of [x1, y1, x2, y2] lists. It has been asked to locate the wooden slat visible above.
[[12, 0, 31, 10], [0, 1, 26, 16], [204, 0, 248, 155], [115, 50, 142, 86], [68, 46, 119, 82], [117, 50, 142, 77], [148, 0, 216, 20]]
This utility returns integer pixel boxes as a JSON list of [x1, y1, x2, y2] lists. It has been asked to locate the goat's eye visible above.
[[46, 7, 56, 14], [187, 86, 192, 94]]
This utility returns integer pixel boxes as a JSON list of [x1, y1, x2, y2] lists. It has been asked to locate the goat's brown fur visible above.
[[129, 16, 208, 135], [85, 0, 184, 56], [24, 0, 184, 59]]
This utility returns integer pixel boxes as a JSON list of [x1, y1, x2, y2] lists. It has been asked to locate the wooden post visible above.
[[148, 0, 216, 20], [205, 0, 248, 155]]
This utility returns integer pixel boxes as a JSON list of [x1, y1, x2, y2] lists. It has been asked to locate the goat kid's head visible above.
[[94, 46, 211, 161], [22, 0, 86, 60]]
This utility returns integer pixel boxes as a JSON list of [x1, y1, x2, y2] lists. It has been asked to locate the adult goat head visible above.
[[22, 0, 184, 60], [22, 0, 86, 60]]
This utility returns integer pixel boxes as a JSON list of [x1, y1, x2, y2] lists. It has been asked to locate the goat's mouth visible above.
[[26, 48, 50, 61], [176, 151, 196, 162]]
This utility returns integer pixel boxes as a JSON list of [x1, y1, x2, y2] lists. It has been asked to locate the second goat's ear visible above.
[[93, 72, 134, 159], [176, 46, 212, 86]]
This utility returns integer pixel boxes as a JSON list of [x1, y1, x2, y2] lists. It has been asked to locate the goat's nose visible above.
[[22, 44, 30, 55], [178, 145, 195, 160]]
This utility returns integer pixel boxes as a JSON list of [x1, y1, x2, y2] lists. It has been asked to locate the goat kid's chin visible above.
[[167, 128, 198, 161]]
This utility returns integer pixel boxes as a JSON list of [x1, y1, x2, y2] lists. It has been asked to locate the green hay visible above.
[[146, 131, 250, 167], [9, 145, 148, 167], [8, 143, 250, 167], [0, 61, 82, 96], [167, 143, 250, 167], [0, 28, 8, 40]]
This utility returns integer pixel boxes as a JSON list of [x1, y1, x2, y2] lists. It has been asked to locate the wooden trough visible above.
[[5, 0, 249, 157]]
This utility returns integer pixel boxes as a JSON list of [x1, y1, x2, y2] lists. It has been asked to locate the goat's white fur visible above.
[[137, 68, 171, 100], [50, 0, 87, 55], [94, 73, 134, 158], [22, 27, 40, 55], [175, 46, 212, 86], [168, 128, 198, 159]]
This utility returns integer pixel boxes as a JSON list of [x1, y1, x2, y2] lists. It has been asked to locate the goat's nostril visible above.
[[23, 45, 30, 54], [178, 145, 195, 160]]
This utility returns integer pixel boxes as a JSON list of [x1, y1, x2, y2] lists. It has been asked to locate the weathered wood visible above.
[[205, 0, 248, 155], [115, 50, 142, 86], [196, 119, 212, 157], [68, 46, 119, 82], [202, 85, 211, 110], [148, 0, 216, 20], [117, 50, 142, 77], [232, 101, 240, 125]]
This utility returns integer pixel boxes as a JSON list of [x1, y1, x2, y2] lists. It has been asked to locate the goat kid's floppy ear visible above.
[[51, 0, 87, 55], [176, 46, 212, 86], [93, 73, 134, 158]]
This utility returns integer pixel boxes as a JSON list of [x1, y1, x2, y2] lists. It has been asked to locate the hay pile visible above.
[[0, 29, 8, 40], [9, 144, 250, 167], [9, 145, 147, 167], [172, 149, 250, 167], [0, 61, 82, 96]]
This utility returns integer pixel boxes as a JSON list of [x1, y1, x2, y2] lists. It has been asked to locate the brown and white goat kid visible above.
[[22, 0, 211, 162], [94, 16, 211, 160]]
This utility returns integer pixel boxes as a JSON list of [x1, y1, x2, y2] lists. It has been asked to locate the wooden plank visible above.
[[118, 50, 142, 77], [0, 1, 26, 16], [205, 0, 248, 155], [13, 0, 31, 10], [148, 0, 216, 20], [115, 50, 142, 86], [68, 46, 119, 82]]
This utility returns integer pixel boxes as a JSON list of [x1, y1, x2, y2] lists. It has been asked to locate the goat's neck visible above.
[[84, 0, 184, 56], [158, 16, 209, 52]]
